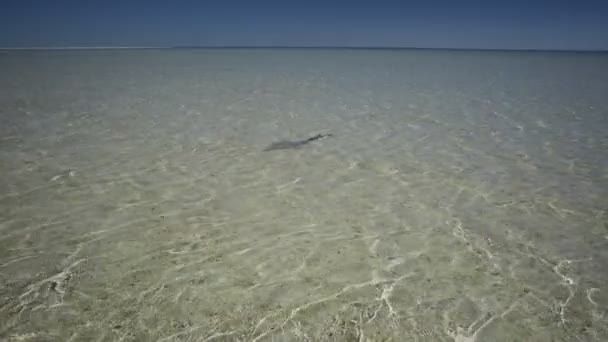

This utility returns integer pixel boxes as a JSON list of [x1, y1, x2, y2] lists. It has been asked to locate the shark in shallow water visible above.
[[263, 133, 333, 151]]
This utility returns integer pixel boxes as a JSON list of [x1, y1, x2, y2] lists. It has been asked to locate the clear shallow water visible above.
[[0, 48, 607, 341]]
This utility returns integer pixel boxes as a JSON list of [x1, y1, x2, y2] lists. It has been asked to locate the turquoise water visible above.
[[1, 48, 607, 341]]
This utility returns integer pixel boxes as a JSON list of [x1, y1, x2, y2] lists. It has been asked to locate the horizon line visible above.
[[0, 46, 607, 53]]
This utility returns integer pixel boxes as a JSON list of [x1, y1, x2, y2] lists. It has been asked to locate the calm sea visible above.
[[1, 48, 607, 341]]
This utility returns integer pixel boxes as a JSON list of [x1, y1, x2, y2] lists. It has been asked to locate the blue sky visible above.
[[1, 0, 607, 50]]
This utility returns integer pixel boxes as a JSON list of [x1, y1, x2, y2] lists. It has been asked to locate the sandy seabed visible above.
[[1, 49, 607, 341]]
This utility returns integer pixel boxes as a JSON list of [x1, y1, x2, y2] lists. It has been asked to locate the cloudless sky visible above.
[[1, 0, 607, 50]]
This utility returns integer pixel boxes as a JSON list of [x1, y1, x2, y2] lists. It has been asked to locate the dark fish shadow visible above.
[[263, 133, 333, 152]]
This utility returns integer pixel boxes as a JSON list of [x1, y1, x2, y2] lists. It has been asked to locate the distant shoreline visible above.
[[0, 46, 164, 50], [0, 46, 606, 53]]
